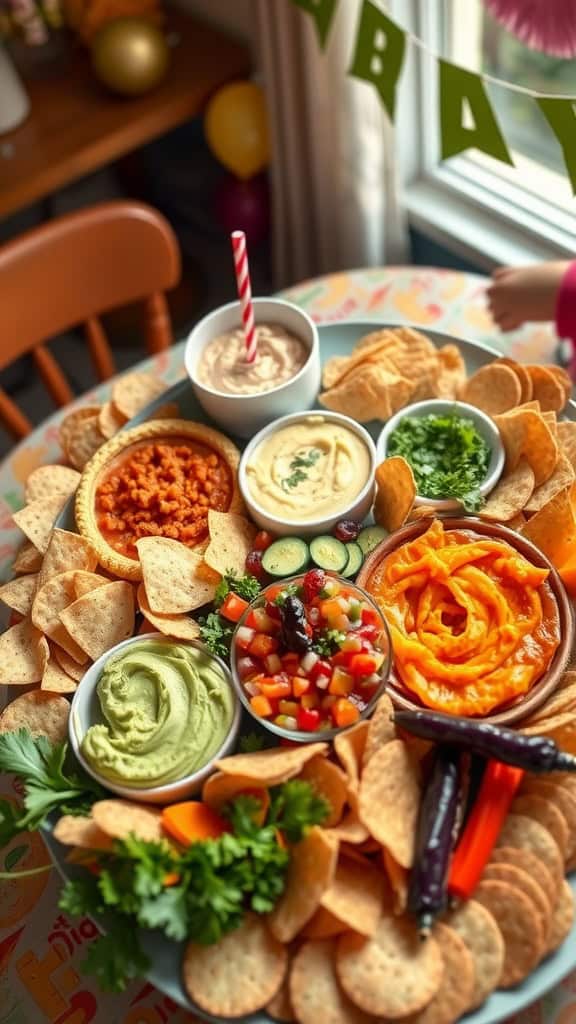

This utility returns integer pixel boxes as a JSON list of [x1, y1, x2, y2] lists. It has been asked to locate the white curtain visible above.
[[255, 0, 409, 289]]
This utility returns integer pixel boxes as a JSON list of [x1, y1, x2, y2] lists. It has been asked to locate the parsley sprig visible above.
[[214, 571, 262, 608], [281, 448, 322, 492], [200, 572, 262, 658]]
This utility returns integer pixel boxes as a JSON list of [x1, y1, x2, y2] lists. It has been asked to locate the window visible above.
[[396, 0, 576, 266]]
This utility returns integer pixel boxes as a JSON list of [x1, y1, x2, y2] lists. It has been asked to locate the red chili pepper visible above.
[[297, 707, 321, 732], [448, 760, 524, 901]]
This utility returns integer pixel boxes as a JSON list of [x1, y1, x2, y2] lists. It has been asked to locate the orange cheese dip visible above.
[[368, 520, 560, 717], [95, 439, 233, 560]]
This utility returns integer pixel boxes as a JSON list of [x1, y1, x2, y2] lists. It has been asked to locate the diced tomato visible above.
[[249, 633, 279, 658], [357, 624, 377, 641], [260, 677, 292, 699], [321, 694, 337, 711], [301, 691, 320, 710], [246, 607, 277, 632], [349, 653, 380, 677], [254, 530, 275, 551], [361, 606, 380, 627], [279, 699, 299, 717], [235, 626, 256, 651], [250, 694, 273, 717], [310, 659, 333, 682], [265, 653, 282, 674], [293, 675, 310, 697], [331, 651, 351, 667], [297, 707, 321, 732], [281, 652, 301, 672], [220, 593, 250, 622], [265, 601, 282, 621], [329, 667, 354, 696], [237, 655, 258, 680], [332, 698, 361, 728]]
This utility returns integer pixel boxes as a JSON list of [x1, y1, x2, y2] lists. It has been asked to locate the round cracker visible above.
[[407, 923, 474, 1024], [53, 815, 114, 851], [496, 813, 563, 887], [481, 863, 549, 941], [336, 914, 443, 1018], [520, 780, 576, 863], [183, 913, 287, 1017], [289, 939, 371, 1024], [496, 358, 533, 404], [473, 879, 545, 987], [489, 846, 555, 910], [460, 364, 521, 416], [447, 899, 504, 1009], [511, 794, 569, 860], [546, 879, 575, 954], [91, 799, 164, 842], [0, 691, 69, 743], [267, 970, 295, 1023]]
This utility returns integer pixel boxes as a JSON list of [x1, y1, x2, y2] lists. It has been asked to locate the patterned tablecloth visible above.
[[0, 267, 569, 1024]]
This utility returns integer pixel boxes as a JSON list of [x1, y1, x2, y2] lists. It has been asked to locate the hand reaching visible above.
[[486, 262, 570, 332]]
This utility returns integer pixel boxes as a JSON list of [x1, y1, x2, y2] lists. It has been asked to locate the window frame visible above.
[[391, 0, 576, 268]]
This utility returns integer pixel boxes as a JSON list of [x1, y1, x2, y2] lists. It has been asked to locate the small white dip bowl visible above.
[[68, 633, 241, 805], [239, 410, 377, 536], [184, 297, 321, 440], [376, 398, 505, 512]]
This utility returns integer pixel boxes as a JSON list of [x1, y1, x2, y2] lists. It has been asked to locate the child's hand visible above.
[[487, 262, 570, 331]]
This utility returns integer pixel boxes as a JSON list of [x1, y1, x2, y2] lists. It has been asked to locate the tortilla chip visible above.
[[268, 827, 338, 942], [334, 721, 369, 794], [136, 584, 201, 641], [479, 458, 535, 522], [319, 363, 413, 423], [92, 799, 164, 841], [358, 739, 420, 868], [460, 363, 521, 415], [41, 655, 78, 694], [136, 537, 217, 614], [0, 619, 47, 684], [98, 400, 127, 439], [12, 495, 68, 554], [526, 365, 565, 412], [53, 815, 113, 850], [494, 408, 558, 485], [558, 421, 576, 471], [519, 486, 576, 566], [363, 694, 396, 766], [0, 574, 37, 615], [59, 581, 135, 661], [298, 756, 348, 828], [66, 413, 105, 470], [25, 464, 80, 504], [204, 510, 257, 577], [381, 849, 408, 915], [322, 355, 354, 390], [36, 529, 98, 591], [202, 770, 263, 809], [320, 855, 384, 937], [524, 453, 574, 513], [0, 690, 69, 741], [13, 542, 44, 575], [496, 358, 533, 404], [58, 406, 101, 460], [436, 344, 467, 400], [374, 457, 416, 532], [31, 570, 105, 658], [300, 907, 348, 939], [111, 371, 167, 420], [325, 810, 369, 846], [51, 645, 89, 682], [216, 743, 327, 784]]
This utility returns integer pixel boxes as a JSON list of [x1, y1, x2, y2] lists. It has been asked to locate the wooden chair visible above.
[[0, 199, 181, 438]]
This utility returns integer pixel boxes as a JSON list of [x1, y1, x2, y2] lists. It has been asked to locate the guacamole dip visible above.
[[81, 639, 235, 788]]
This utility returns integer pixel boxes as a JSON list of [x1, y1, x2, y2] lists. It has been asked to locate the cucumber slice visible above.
[[342, 542, 364, 578], [357, 525, 388, 556], [309, 536, 348, 573], [261, 538, 310, 577]]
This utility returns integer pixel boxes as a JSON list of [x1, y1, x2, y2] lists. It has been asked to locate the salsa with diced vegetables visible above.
[[232, 570, 390, 734]]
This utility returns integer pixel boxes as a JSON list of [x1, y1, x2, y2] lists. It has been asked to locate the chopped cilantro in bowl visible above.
[[386, 408, 493, 513]]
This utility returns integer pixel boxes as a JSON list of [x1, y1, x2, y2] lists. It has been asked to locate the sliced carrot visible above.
[[560, 550, 576, 598], [163, 872, 181, 887], [161, 802, 229, 847]]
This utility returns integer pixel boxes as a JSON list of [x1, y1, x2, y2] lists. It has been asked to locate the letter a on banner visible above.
[[348, 0, 406, 120], [536, 98, 576, 194], [291, 0, 338, 49], [439, 60, 514, 166]]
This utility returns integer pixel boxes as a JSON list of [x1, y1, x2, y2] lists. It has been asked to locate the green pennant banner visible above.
[[536, 98, 576, 194], [439, 60, 513, 166], [348, 0, 406, 120], [291, 0, 338, 50]]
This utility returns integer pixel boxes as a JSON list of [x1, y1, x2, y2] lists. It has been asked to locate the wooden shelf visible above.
[[0, 10, 251, 219]]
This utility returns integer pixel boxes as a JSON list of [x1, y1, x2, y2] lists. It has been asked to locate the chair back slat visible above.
[[144, 292, 173, 354], [85, 317, 116, 380], [0, 388, 33, 438], [33, 345, 74, 407]]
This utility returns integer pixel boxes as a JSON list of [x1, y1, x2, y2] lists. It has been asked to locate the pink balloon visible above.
[[484, 0, 576, 58], [214, 173, 270, 246]]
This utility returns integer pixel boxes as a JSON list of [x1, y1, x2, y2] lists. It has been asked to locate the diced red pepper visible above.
[[281, 653, 301, 672], [249, 633, 279, 658], [361, 606, 380, 627], [310, 659, 333, 682], [220, 593, 249, 623], [297, 707, 321, 732], [349, 653, 380, 677], [260, 677, 292, 699]]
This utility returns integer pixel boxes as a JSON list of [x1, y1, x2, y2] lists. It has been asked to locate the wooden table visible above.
[[0, 10, 250, 220]]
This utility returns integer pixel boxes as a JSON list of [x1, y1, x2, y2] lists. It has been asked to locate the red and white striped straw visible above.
[[231, 230, 258, 364]]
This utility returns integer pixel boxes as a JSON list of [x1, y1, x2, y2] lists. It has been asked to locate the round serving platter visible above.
[[48, 321, 576, 1024]]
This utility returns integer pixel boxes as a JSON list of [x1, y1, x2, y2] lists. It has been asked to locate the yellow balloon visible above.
[[204, 81, 270, 180]]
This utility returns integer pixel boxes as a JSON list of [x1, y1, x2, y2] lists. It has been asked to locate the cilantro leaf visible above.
[[281, 448, 322, 491], [137, 885, 189, 941], [81, 926, 150, 993], [239, 732, 265, 754], [214, 572, 262, 608], [198, 612, 234, 659], [59, 876, 104, 918], [269, 780, 330, 842]]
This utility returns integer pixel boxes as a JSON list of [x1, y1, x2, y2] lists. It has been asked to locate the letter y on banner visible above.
[[439, 60, 514, 167], [348, 0, 406, 120], [536, 98, 576, 195], [291, 0, 339, 49]]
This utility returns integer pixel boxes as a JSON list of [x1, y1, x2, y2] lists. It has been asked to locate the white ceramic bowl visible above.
[[68, 633, 241, 805], [184, 298, 321, 440], [376, 399, 505, 512], [239, 410, 377, 536]]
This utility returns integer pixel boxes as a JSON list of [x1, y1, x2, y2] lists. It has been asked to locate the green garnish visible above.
[[281, 448, 322, 492], [214, 572, 262, 608], [274, 582, 302, 606], [387, 412, 491, 513], [312, 628, 346, 657], [57, 781, 329, 992], [198, 611, 234, 659], [238, 732, 266, 753], [0, 730, 105, 845]]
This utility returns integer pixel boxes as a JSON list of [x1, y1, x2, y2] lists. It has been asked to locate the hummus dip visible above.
[[81, 639, 235, 788], [196, 323, 308, 395], [246, 416, 372, 522]]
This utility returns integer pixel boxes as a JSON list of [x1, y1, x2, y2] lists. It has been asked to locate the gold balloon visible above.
[[205, 81, 270, 181], [91, 17, 169, 97]]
